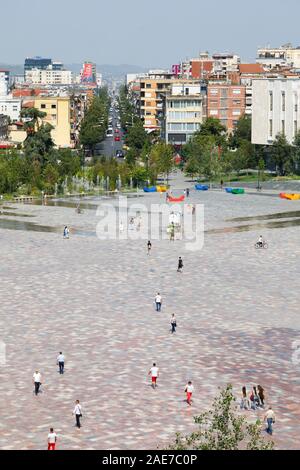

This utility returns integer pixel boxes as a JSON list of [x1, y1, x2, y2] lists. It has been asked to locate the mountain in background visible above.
[[0, 64, 24, 75]]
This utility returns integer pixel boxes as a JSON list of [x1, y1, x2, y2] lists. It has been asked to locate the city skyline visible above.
[[1, 0, 300, 68]]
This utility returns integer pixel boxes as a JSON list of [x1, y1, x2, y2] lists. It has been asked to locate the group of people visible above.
[[240, 385, 275, 436], [240, 385, 265, 410], [33, 352, 83, 450]]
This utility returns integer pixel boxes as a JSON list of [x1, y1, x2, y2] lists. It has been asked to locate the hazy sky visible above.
[[1, 0, 300, 67]]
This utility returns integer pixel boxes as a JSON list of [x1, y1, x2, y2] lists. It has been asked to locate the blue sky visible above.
[[1, 0, 300, 67]]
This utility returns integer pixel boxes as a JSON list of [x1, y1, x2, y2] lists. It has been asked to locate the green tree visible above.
[[168, 385, 274, 451], [125, 118, 148, 152], [292, 131, 300, 175], [43, 163, 60, 192], [23, 123, 55, 166], [20, 107, 47, 134], [270, 133, 293, 176]]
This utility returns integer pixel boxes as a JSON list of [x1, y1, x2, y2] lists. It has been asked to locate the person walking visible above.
[[170, 314, 177, 334], [147, 240, 152, 255], [57, 352, 65, 375], [63, 226, 69, 239], [33, 370, 42, 396], [264, 406, 275, 435], [186, 188, 190, 198], [148, 363, 159, 389], [73, 400, 82, 428], [155, 293, 162, 312], [185, 381, 194, 406], [177, 257, 183, 273], [47, 428, 57, 450]]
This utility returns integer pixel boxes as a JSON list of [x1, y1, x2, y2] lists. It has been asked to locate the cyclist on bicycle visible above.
[[257, 235, 264, 247]]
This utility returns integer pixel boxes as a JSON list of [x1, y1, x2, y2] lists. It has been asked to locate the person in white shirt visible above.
[[264, 406, 275, 435], [47, 428, 57, 450], [33, 371, 42, 395], [148, 363, 159, 389], [57, 352, 65, 375], [73, 400, 82, 428], [155, 293, 162, 312], [63, 226, 69, 239], [185, 381, 194, 406]]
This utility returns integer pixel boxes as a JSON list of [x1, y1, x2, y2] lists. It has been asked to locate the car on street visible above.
[[116, 150, 124, 158], [114, 136, 120, 141]]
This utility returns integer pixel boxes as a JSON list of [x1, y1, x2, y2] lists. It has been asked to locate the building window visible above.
[[146, 102, 151, 106], [41, 104, 46, 109], [146, 83, 151, 89], [282, 91, 286, 112], [269, 119, 273, 137], [233, 89, 241, 95], [269, 91, 273, 111], [51, 104, 57, 109], [295, 103, 298, 113], [210, 89, 218, 95]]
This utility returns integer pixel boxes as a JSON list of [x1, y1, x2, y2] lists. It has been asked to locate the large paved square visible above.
[[0, 178, 300, 450]]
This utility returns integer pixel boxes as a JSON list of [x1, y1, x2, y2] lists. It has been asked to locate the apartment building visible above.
[[252, 78, 300, 145], [34, 96, 71, 147], [257, 44, 300, 70], [207, 84, 246, 132], [25, 68, 73, 85], [212, 53, 241, 76], [165, 83, 206, 144], [139, 71, 175, 131], [0, 96, 21, 122]]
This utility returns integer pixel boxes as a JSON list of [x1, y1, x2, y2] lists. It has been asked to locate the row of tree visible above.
[[184, 115, 300, 180], [79, 88, 110, 156]]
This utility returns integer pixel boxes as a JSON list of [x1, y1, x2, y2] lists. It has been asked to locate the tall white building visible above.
[[0, 70, 10, 96], [165, 83, 205, 145], [25, 68, 73, 85], [252, 78, 300, 145]]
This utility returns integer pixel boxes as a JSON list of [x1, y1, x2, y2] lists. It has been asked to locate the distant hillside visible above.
[[0, 64, 23, 75]]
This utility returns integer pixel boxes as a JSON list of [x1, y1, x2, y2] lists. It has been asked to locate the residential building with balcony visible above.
[[25, 68, 73, 85], [207, 84, 246, 133], [252, 78, 300, 145], [257, 44, 300, 70], [164, 82, 206, 145], [138, 70, 175, 132]]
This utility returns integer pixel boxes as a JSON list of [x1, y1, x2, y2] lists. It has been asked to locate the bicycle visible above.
[[255, 241, 268, 249]]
